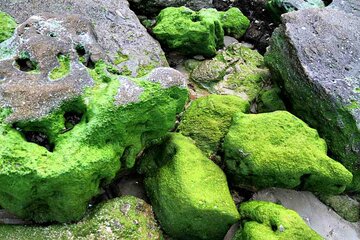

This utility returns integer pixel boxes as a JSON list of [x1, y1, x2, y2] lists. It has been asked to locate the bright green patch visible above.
[[233, 201, 322, 240], [49, 54, 71, 80], [114, 51, 129, 65], [139, 133, 240, 240], [257, 87, 286, 113], [0, 12, 17, 43], [224, 111, 352, 194]]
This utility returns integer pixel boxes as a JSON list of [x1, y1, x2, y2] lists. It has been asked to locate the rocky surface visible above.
[[139, 133, 240, 240], [329, 0, 360, 17], [253, 188, 360, 240], [266, 0, 325, 20], [0, 196, 162, 240], [265, 8, 360, 192], [0, 0, 168, 77]]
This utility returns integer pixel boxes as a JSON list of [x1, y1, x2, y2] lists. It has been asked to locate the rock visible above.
[[253, 188, 360, 240], [0, 14, 188, 223], [232, 201, 322, 240], [256, 86, 286, 113], [0, 11, 16, 43], [319, 195, 360, 222], [264, 8, 360, 191], [0, 0, 167, 77], [0, 196, 162, 240], [224, 111, 353, 194], [138, 133, 240, 240], [129, 0, 214, 16], [190, 43, 271, 101], [329, 0, 360, 17], [179, 94, 249, 158], [266, 0, 325, 20], [153, 7, 250, 57]]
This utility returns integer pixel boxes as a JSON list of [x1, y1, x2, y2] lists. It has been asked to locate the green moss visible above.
[[49, 54, 71, 80], [0, 60, 188, 222], [233, 201, 322, 240], [137, 63, 157, 77], [179, 94, 250, 158], [224, 111, 352, 194], [15, 51, 40, 74], [138, 133, 240, 240], [114, 51, 129, 65], [0, 196, 162, 240], [319, 195, 360, 222], [0, 11, 17, 43], [153, 7, 249, 57], [257, 87, 286, 113]]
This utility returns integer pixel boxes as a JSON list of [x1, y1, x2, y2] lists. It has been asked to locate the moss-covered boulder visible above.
[[224, 111, 352, 194], [190, 43, 272, 102], [153, 7, 250, 57], [233, 201, 322, 240], [138, 133, 240, 240], [256, 86, 286, 113], [0, 14, 188, 223], [0, 196, 162, 240], [0, 11, 16, 43], [179, 94, 249, 158], [319, 195, 360, 222], [266, 0, 325, 20]]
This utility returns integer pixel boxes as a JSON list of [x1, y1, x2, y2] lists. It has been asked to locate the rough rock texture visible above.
[[138, 133, 240, 240], [0, 196, 162, 240], [253, 188, 360, 240], [0, 0, 168, 77], [265, 8, 360, 192], [329, 0, 360, 17], [266, 0, 325, 20], [190, 43, 272, 101], [129, 0, 213, 16], [153, 7, 250, 57], [224, 111, 353, 194], [319, 195, 360, 222], [232, 201, 322, 240], [0, 11, 16, 43], [0, 16, 188, 223], [179, 94, 249, 158]]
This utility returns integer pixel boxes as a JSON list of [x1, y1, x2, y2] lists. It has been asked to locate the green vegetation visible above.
[[0, 11, 17, 43], [49, 54, 71, 80]]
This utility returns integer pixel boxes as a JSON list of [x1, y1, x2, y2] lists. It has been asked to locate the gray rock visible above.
[[329, 0, 360, 17], [265, 8, 360, 191], [0, 0, 168, 77], [252, 188, 360, 240]]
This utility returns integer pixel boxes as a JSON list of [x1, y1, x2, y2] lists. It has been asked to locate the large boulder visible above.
[[0, 0, 167, 77], [224, 111, 353, 194], [265, 8, 360, 191], [232, 201, 322, 240], [138, 133, 240, 240], [329, 0, 360, 17], [0, 196, 162, 240], [0, 13, 188, 223]]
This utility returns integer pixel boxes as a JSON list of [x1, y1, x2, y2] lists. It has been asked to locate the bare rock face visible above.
[[0, 0, 168, 77], [265, 8, 360, 192], [329, 0, 360, 17]]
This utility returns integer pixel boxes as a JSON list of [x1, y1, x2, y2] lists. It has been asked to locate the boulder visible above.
[[0, 0, 167, 77], [319, 195, 360, 222], [265, 8, 360, 191], [138, 133, 240, 240], [224, 111, 352, 194], [0, 196, 162, 240], [0, 14, 188, 223], [153, 7, 250, 57], [0, 11, 16, 43], [329, 0, 360, 17], [266, 0, 325, 20], [232, 201, 322, 240], [179, 94, 250, 158]]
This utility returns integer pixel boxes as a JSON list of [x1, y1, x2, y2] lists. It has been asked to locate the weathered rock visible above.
[[190, 43, 272, 101], [266, 0, 325, 20], [179, 94, 249, 158], [0, 11, 16, 43], [253, 188, 360, 240], [138, 133, 240, 240], [0, 196, 162, 240], [319, 195, 360, 222], [0, 0, 167, 77], [153, 7, 250, 57], [224, 111, 353, 194], [265, 8, 360, 191], [232, 201, 322, 240], [329, 0, 360, 17]]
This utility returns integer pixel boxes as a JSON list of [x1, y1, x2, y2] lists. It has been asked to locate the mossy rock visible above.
[[0, 196, 162, 240], [0, 11, 16, 43], [224, 111, 352, 194], [233, 201, 322, 240], [138, 133, 240, 240], [179, 94, 250, 158], [153, 7, 249, 57], [319, 195, 360, 222], [257, 86, 286, 113]]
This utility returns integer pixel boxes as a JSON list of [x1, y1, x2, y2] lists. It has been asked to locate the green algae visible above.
[[319, 195, 360, 222], [224, 111, 353, 194], [179, 94, 250, 158], [257, 87, 286, 113], [233, 201, 322, 240], [49, 54, 71, 80], [138, 133, 240, 240], [0, 12, 17, 43], [153, 7, 249, 57], [114, 51, 129, 65], [0, 196, 162, 240]]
